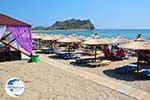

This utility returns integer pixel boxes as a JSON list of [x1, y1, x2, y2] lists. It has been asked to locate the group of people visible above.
[[139, 51, 150, 64], [103, 44, 150, 63], [103, 45, 127, 59]]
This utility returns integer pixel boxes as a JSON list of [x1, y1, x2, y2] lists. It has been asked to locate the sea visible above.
[[32, 29, 150, 40]]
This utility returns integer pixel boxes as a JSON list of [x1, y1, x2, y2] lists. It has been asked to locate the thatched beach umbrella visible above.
[[103, 37, 110, 41], [83, 37, 108, 61], [42, 35, 64, 48], [32, 34, 43, 39], [83, 38, 108, 45], [109, 36, 130, 44], [42, 36, 52, 41], [84, 37, 93, 41], [32, 34, 45, 49], [58, 36, 82, 43], [42, 35, 63, 41], [57, 36, 82, 55], [119, 34, 150, 73]]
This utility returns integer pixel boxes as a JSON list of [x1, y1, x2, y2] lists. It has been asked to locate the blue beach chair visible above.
[[53, 48, 63, 54], [139, 69, 150, 79], [115, 64, 138, 74], [62, 53, 82, 59], [41, 48, 53, 54], [76, 58, 95, 64]]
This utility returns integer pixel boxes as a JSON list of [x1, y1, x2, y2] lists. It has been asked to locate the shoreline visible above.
[[31, 29, 150, 40], [32, 29, 150, 31]]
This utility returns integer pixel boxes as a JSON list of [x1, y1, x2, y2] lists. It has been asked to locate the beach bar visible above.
[[0, 14, 32, 60]]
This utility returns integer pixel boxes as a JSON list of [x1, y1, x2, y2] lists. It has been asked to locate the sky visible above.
[[1, 0, 150, 29]]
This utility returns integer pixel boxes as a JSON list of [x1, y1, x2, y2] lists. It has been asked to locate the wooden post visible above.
[[1, 32, 12, 39], [137, 51, 140, 73], [0, 39, 31, 57], [68, 43, 71, 56], [94, 46, 97, 62], [5, 38, 16, 46]]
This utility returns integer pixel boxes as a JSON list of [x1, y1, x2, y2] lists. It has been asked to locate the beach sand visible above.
[[0, 60, 135, 100], [45, 53, 150, 93]]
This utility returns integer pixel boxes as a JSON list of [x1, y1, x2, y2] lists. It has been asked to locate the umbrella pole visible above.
[[137, 51, 140, 73], [51, 41, 53, 49], [68, 43, 71, 56], [94, 46, 97, 62]]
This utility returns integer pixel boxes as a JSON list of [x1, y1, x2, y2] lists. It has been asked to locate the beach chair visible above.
[[115, 64, 138, 74], [32, 39, 43, 50], [53, 48, 63, 54], [87, 60, 111, 67], [33, 42, 41, 50], [101, 60, 111, 66], [87, 61, 102, 67], [127, 50, 136, 56], [62, 53, 82, 59], [41, 48, 53, 54], [139, 69, 150, 79], [76, 58, 94, 64]]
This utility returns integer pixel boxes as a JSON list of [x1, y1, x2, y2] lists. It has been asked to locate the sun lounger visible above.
[[53, 49, 63, 54], [115, 64, 138, 74], [41, 48, 53, 54], [87, 60, 111, 67], [127, 50, 136, 56], [61, 53, 82, 59], [87, 61, 102, 67], [139, 69, 150, 79], [76, 58, 95, 64], [41, 48, 63, 54], [32, 39, 43, 50], [101, 60, 111, 66], [33, 42, 41, 50]]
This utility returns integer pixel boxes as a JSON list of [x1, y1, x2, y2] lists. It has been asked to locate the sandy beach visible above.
[[41, 53, 150, 93], [0, 60, 136, 100], [2, 0, 150, 100]]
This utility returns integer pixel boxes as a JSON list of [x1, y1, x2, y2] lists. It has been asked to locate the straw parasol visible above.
[[119, 34, 150, 73], [42, 35, 63, 41], [57, 36, 82, 55], [58, 36, 82, 43], [109, 35, 130, 44], [119, 35, 150, 50], [32, 34, 43, 39], [83, 38, 108, 45], [83, 37, 109, 61], [41, 35, 64, 48]]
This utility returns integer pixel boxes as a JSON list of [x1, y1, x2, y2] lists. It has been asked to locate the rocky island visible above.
[[33, 19, 95, 30]]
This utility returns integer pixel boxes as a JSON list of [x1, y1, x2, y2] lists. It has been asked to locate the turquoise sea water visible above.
[[32, 29, 150, 40]]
